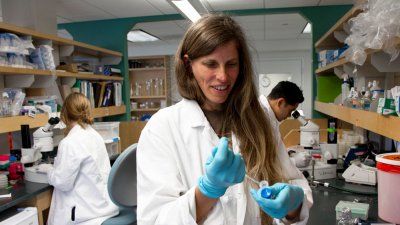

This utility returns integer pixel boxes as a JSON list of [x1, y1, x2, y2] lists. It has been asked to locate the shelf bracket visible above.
[[371, 51, 400, 72]]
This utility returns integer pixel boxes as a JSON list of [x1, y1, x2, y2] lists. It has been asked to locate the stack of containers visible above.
[[92, 122, 120, 157], [0, 173, 8, 189], [317, 45, 349, 68], [0, 155, 9, 170]]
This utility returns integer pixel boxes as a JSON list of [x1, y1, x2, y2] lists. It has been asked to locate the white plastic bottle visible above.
[[341, 74, 350, 105], [370, 80, 384, 112]]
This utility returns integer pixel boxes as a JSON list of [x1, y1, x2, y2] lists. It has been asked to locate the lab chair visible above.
[[102, 143, 137, 225]]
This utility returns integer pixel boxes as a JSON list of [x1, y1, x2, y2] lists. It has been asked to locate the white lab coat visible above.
[[258, 95, 313, 225], [137, 98, 312, 225], [47, 124, 119, 225]]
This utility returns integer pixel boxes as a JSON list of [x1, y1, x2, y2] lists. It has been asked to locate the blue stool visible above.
[[102, 144, 137, 225]]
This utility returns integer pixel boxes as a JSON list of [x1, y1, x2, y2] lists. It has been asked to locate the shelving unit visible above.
[[315, 6, 363, 49], [130, 95, 166, 99], [129, 67, 165, 71], [129, 55, 169, 120], [314, 3, 400, 141], [315, 58, 348, 74], [0, 22, 122, 59], [0, 66, 123, 81], [131, 108, 160, 112], [0, 22, 126, 134], [92, 105, 126, 118], [0, 105, 126, 133], [315, 101, 400, 141]]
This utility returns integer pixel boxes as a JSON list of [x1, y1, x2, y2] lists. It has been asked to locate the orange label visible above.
[[383, 154, 400, 161]]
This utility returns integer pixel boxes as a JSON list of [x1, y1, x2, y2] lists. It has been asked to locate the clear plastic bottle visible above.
[[159, 78, 164, 96], [0, 92, 11, 117], [348, 87, 360, 108], [370, 80, 383, 112], [362, 91, 371, 110], [134, 82, 141, 96], [341, 74, 350, 105], [145, 80, 151, 96], [154, 78, 159, 96]]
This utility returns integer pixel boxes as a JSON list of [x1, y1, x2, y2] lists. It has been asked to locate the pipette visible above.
[[224, 136, 272, 199]]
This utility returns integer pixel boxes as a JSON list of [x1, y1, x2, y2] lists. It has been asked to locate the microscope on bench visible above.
[[290, 110, 337, 181], [21, 117, 60, 183]]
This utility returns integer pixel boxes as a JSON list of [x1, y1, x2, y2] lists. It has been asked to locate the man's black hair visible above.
[[267, 81, 304, 105]]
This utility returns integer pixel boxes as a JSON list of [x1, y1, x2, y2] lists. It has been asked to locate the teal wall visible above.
[[59, 5, 352, 120]]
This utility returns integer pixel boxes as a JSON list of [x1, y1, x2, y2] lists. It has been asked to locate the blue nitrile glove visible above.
[[198, 137, 246, 199], [250, 183, 304, 219]]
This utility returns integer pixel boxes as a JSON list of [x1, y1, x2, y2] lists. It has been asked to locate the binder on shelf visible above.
[[113, 82, 122, 106], [98, 82, 106, 107]]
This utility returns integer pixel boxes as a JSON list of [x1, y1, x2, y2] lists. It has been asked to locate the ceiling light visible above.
[[302, 23, 311, 34], [127, 29, 159, 42], [169, 0, 202, 22]]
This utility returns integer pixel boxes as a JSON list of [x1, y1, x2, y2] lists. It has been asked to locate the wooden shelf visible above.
[[0, 66, 123, 81], [315, 45, 399, 74], [130, 95, 166, 99], [129, 55, 165, 60], [315, 6, 363, 49], [0, 114, 49, 133], [0, 22, 121, 58], [315, 58, 348, 74], [92, 105, 126, 118], [0, 106, 126, 134], [129, 67, 165, 71], [315, 101, 400, 141], [131, 108, 160, 112]]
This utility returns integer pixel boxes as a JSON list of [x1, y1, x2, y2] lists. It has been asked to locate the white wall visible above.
[[253, 50, 312, 118]]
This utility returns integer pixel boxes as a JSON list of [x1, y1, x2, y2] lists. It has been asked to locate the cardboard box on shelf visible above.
[[56, 64, 78, 73]]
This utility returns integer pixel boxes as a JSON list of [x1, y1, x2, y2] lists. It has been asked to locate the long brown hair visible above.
[[61, 93, 93, 134], [175, 14, 285, 225]]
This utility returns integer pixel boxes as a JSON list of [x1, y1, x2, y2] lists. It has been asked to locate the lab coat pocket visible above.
[[220, 188, 238, 225]]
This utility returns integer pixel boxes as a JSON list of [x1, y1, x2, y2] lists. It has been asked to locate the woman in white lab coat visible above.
[[45, 93, 118, 225], [137, 14, 312, 225]]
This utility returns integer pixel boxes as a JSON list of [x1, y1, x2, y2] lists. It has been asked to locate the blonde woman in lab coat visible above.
[[44, 93, 118, 224], [137, 14, 313, 225]]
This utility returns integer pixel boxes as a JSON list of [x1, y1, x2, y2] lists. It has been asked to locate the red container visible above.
[[8, 162, 23, 180]]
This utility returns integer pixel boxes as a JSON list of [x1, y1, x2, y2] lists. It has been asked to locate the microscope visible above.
[[21, 117, 60, 183], [290, 111, 337, 181], [291, 110, 320, 148]]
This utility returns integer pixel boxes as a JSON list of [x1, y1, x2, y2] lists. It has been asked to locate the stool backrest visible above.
[[108, 143, 137, 208]]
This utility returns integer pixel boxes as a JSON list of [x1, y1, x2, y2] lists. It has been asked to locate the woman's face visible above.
[[189, 40, 240, 111]]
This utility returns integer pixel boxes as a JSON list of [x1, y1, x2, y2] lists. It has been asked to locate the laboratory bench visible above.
[[0, 180, 52, 225], [308, 178, 384, 224], [0, 178, 386, 225]]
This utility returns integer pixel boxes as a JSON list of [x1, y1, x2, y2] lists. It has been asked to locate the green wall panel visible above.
[[316, 75, 342, 103]]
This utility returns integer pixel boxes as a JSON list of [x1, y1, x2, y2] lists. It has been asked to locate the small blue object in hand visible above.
[[261, 186, 272, 199]]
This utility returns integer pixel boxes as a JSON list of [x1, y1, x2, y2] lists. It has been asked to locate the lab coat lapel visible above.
[[182, 99, 220, 146], [203, 124, 220, 147]]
